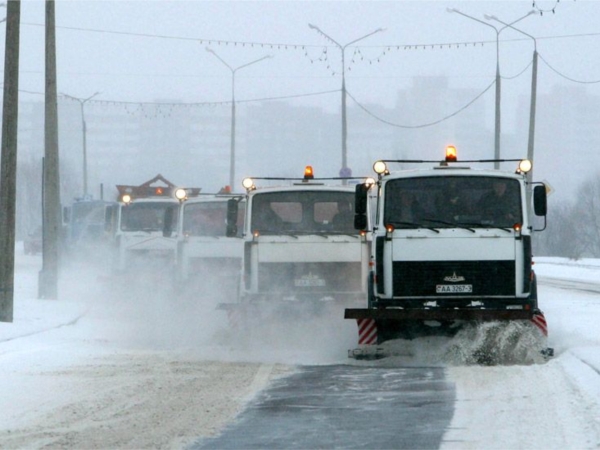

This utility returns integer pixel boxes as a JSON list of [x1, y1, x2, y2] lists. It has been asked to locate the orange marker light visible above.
[[445, 145, 457, 162], [304, 166, 314, 180], [155, 187, 164, 195]]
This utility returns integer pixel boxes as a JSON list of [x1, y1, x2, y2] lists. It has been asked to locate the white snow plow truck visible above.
[[169, 187, 245, 297], [346, 146, 552, 361], [105, 174, 200, 273], [220, 166, 373, 323]]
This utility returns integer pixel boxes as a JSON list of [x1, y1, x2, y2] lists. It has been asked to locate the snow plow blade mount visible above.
[[345, 308, 533, 322], [345, 307, 552, 363]]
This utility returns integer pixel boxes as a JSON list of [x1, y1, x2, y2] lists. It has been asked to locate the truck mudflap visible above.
[[345, 308, 553, 362]]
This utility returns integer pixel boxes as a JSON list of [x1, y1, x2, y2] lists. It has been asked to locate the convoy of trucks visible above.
[[56, 149, 551, 362]]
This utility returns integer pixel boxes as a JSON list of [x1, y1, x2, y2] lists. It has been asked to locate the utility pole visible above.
[[205, 48, 272, 190], [61, 92, 100, 197], [0, 0, 21, 322], [448, 9, 535, 169], [308, 24, 384, 179], [39, 0, 61, 299], [486, 15, 538, 183]]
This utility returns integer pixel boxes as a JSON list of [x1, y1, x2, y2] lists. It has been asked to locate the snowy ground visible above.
[[1, 247, 600, 449], [442, 258, 600, 450]]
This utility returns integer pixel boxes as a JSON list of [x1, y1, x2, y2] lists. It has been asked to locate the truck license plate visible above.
[[295, 277, 326, 287], [436, 284, 472, 293]]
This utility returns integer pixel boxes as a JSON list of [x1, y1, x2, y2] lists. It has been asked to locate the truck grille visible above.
[[392, 261, 515, 297], [258, 262, 362, 293]]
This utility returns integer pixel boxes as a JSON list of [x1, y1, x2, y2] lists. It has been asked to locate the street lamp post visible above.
[[61, 92, 100, 197], [447, 9, 535, 169], [486, 15, 538, 183], [308, 24, 384, 178], [205, 48, 272, 189]]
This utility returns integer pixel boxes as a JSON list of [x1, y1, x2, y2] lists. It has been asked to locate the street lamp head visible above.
[[447, 7, 458, 13], [308, 23, 318, 30], [484, 14, 498, 21], [206, 47, 215, 54]]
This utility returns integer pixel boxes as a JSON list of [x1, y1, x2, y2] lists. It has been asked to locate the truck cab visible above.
[[174, 191, 245, 296], [105, 174, 200, 273], [63, 197, 116, 256], [227, 167, 373, 314]]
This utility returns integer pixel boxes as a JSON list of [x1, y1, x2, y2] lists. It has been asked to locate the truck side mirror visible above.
[[354, 183, 369, 230], [354, 214, 367, 230], [355, 183, 369, 215], [226, 198, 239, 237], [533, 185, 547, 216], [163, 206, 174, 237]]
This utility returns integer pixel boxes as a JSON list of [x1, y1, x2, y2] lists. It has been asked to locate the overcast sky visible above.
[[10, 0, 600, 117], [3, 0, 600, 200]]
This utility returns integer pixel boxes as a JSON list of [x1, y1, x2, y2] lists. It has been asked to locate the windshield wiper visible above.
[[480, 224, 513, 233], [422, 218, 475, 233], [453, 222, 477, 233], [460, 221, 513, 233]]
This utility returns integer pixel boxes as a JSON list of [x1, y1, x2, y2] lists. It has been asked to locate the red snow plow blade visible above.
[[345, 308, 552, 361]]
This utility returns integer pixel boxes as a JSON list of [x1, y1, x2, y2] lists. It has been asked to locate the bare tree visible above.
[[534, 200, 583, 259], [573, 173, 600, 257]]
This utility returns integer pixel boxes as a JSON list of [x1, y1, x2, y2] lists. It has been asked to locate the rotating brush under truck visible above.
[[346, 147, 553, 359]]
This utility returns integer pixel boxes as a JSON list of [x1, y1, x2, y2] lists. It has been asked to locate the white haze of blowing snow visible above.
[[2, 247, 600, 448]]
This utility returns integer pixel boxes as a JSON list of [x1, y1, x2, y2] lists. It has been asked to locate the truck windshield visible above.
[[183, 200, 245, 237], [384, 176, 522, 229], [121, 202, 176, 232], [251, 191, 356, 234]]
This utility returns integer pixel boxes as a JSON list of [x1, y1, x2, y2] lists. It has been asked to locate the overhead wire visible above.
[[346, 79, 496, 129], [538, 52, 600, 84], [20, 21, 600, 51]]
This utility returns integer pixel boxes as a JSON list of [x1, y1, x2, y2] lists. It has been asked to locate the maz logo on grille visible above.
[[443, 272, 466, 283]]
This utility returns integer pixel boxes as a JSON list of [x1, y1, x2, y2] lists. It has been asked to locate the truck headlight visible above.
[[373, 161, 387, 175], [174, 188, 187, 201], [518, 159, 532, 173], [242, 177, 254, 190]]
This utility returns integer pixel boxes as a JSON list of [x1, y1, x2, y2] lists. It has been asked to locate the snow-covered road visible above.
[[1, 252, 600, 449], [442, 260, 600, 449]]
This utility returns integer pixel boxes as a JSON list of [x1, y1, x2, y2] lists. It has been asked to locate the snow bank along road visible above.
[[1, 255, 600, 449]]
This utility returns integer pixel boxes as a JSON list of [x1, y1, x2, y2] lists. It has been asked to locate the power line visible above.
[[21, 22, 319, 49], [346, 80, 496, 129], [21, 21, 600, 51], [501, 60, 533, 80], [538, 52, 600, 84], [19, 87, 340, 107]]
